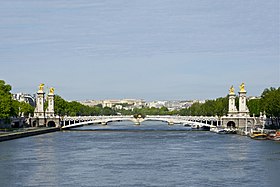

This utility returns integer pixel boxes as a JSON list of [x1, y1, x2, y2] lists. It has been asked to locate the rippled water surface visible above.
[[0, 121, 280, 187]]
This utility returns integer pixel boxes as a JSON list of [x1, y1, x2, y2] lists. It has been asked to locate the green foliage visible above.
[[177, 97, 228, 117], [260, 87, 280, 117], [54, 95, 117, 116], [235, 96, 239, 110], [188, 102, 203, 116], [19, 101, 35, 117], [0, 80, 13, 119], [0, 80, 35, 119], [54, 95, 68, 116], [247, 99, 261, 116], [44, 99, 48, 111], [11, 100, 35, 117], [116, 106, 172, 116], [214, 97, 229, 116]]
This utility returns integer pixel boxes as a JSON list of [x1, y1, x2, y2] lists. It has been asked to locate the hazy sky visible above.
[[1, 0, 279, 101]]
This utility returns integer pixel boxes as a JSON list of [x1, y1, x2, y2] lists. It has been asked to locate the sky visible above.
[[0, 0, 279, 101]]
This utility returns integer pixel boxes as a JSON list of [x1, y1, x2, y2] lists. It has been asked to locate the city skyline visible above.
[[1, 0, 279, 101]]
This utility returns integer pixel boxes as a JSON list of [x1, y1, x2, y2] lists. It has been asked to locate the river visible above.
[[0, 121, 279, 187]]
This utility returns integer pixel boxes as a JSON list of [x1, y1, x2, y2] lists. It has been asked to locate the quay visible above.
[[0, 127, 60, 142]]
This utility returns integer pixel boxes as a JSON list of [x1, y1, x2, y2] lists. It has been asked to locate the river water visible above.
[[0, 121, 279, 187]]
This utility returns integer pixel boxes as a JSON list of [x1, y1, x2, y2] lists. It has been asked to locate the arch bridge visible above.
[[61, 115, 219, 129]]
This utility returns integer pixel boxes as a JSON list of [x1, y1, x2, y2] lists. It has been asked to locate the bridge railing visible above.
[[60, 115, 220, 129]]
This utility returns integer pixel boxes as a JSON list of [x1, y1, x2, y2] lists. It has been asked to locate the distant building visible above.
[[147, 100, 198, 111], [248, 96, 261, 100], [147, 101, 166, 108], [13, 93, 36, 107], [166, 101, 192, 111], [79, 100, 104, 107], [79, 99, 146, 109], [80, 99, 203, 111]]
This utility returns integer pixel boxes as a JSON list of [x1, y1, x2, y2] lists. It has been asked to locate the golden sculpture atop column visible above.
[[239, 82, 246, 92], [229, 85, 235, 94], [38, 83, 44, 92], [49, 87, 55, 94]]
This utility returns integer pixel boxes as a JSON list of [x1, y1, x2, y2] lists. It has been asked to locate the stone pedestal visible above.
[[228, 92, 238, 117], [33, 89, 45, 126], [239, 90, 249, 117], [46, 92, 55, 118], [34, 90, 45, 118]]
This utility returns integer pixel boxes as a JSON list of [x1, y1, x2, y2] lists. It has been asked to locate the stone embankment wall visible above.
[[0, 127, 60, 142]]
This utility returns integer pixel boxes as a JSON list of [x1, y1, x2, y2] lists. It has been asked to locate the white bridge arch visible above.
[[61, 115, 219, 129]]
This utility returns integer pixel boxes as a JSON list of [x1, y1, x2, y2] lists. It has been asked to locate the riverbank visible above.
[[0, 127, 60, 142]]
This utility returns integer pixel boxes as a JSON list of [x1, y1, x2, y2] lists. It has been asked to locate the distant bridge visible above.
[[61, 115, 220, 129]]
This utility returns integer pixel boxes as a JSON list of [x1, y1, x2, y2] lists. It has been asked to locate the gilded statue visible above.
[[239, 82, 245, 92], [229, 85, 235, 94], [50, 87, 55, 94], [39, 83, 44, 91]]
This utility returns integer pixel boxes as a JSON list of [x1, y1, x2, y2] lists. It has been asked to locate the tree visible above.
[[10, 100, 35, 117], [247, 99, 261, 116], [260, 87, 280, 117], [19, 101, 34, 117], [0, 80, 13, 119], [188, 102, 203, 116], [214, 97, 228, 116], [0, 80, 35, 120], [101, 107, 116, 116], [54, 95, 68, 116], [176, 96, 228, 117], [54, 95, 117, 116], [260, 87, 280, 127]]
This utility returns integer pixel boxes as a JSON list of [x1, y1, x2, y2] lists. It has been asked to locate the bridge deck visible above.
[[61, 115, 218, 129]]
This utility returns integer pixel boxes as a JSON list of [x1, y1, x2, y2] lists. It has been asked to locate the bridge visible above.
[[61, 115, 219, 129], [31, 83, 263, 130]]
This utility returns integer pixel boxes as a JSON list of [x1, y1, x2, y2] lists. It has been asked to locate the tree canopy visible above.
[[0, 80, 14, 119], [260, 87, 280, 117], [0, 80, 34, 120], [177, 97, 228, 117], [54, 95, 117, 116]]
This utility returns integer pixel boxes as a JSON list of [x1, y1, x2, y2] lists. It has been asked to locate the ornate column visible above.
[[238, 83, 249, 117], [228, 85, 238, 116], [46, 87, 55, 118], [34, 84, 45, 118], [33, 84, 46, 127]]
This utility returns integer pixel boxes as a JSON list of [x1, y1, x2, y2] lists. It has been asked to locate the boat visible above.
[[267, 130, 276, 140], [183, 123, 191, 127], [200, 126, 210, 131], [268, 131, 280, 141], [210, 127, 226, 134], [210, 127, 219, 133], [216, 129, 228, 134], [190, 124, 210, 131], [250, 132, 267, 140], [272, 136, 280, 141], [225, 128, 237, 134], [210, 127, 236, 134]]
